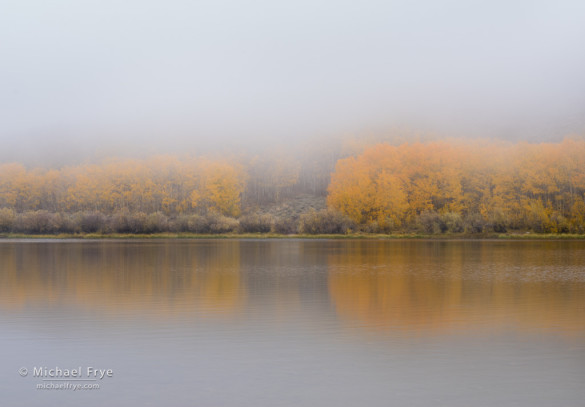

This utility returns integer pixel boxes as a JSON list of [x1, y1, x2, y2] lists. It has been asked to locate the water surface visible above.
[[1, 239, 584, 406]]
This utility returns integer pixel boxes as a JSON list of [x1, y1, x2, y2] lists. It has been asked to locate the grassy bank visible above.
[[2, 232, 585, 240]]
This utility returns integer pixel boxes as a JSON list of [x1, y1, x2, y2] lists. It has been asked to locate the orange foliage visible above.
[[328, 138, 585, 232], [0, 155, 247, 217]]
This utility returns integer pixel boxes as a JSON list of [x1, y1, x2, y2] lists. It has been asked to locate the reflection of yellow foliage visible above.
[[328, 241, 585, 337], [0, 241, 244, 319]]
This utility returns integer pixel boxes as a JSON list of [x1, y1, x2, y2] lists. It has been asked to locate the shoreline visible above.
[[1, 232, 585, 240]]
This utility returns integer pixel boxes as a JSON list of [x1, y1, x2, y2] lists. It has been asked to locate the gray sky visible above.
[[1, 0, 584, 164]]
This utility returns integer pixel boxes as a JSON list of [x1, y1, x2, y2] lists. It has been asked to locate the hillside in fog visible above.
[[1, 137, 584, 235], [1, 1, 584, 234]]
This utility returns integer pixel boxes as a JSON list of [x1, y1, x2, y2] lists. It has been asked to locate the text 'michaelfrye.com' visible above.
[[19, 366, 113, 391]]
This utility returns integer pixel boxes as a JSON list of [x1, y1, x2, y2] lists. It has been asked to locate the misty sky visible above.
[[1, 0, 585, 164]]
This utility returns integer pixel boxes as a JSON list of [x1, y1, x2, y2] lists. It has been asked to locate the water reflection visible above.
[[327, 240, 585, 336], [0, 240, 244, 317], [2, 239, 584, 407], [0, 240, 584, 337]]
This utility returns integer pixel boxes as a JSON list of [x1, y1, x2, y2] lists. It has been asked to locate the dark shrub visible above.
[[128, 212, 147, 233], [272, 217, 299, 234], [80, 211, 106, 233], [379, 217, 399, 234], [109, 211, 147, 233], [239, 214, 273, 233], [187, 215, 211, 233], [298, 209, 354, 234], [169, 215, 190, 232], [359, 219, 399, 234], [441, 212, 464, 233], [464, 213, 487, 234], [417, 211, 444, 234], [186, 213, 239, 233], [145, 212, 169, 233], [488, 209, 508, 233], [13, 210, 60, 234], [208, 213, 239, 233], [58, 213, 81, 234], [0, 208, 15, 233], [359, 221, 382, 233], [109, 212, 130, 233]]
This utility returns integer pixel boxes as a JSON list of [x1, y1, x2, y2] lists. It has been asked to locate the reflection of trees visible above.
[[237, 240, 330, 318], [0, 241, 244, 318], [2, 240, 584, 336], [328, 241, 585, 337]]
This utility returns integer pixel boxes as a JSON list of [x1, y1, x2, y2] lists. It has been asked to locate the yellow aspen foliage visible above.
[[199, 160, 246, 217], [328, 138, 585, 232], [1, 138, 585, 234], [0, 155, 247, 218]]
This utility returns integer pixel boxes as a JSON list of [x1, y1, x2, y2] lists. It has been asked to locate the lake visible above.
[[1, 239, 584, 406]]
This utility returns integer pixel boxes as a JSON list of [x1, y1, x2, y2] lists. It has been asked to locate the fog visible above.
[[1, 0, 584, 165]]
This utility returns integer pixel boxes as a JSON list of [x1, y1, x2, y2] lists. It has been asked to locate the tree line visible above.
[[1, 137, 584, 234], [0, 151, 333, 234], [328, 138, 585, 233]]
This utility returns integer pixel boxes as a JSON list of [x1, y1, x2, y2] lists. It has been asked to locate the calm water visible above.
[[1, 239, 584, 406]]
